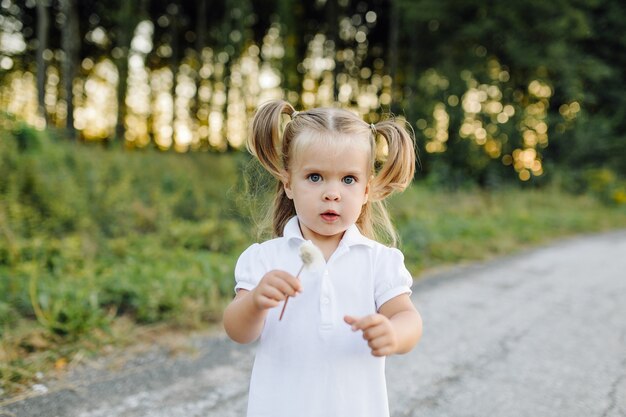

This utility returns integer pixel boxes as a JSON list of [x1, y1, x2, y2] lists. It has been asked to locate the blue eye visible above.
[[343, 176, 356, 185], [308, 174, 322, 183]]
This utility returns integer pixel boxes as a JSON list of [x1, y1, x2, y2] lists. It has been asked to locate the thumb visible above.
[[344, 315, 359, 326]]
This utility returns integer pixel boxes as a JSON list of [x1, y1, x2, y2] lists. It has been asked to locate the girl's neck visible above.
[[298, 223, 344, 261], [315, 237, 342, 261]]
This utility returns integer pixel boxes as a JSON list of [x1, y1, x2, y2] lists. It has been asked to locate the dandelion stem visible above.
[[279, 264, 305, 321]]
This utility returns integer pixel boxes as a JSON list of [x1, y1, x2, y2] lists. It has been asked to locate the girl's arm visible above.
[[344, 294, 422, 356], [223, 270, 301, 344]]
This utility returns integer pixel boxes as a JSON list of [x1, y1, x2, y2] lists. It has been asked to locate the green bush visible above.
[[0, 122, 247, 342], [2, 119, 626, 363], [560, 167, 626, 206]]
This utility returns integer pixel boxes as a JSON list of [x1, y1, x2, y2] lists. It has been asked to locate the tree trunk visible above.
[[36, 0, 49, 126], [114, 0, 132, 144], [406, 12, 419, 123], [277, 0, 304, 103], [222, 0, 250, 150], [59, 0, 79, 140], [113, 0, 148, 146], [388, 0, 400, 114], [326, 0, 339, 103], [169, 2, 181, 149], [115, 50, 129, 145], [195, 0, 208, 53], [192, 0, 208, 145]]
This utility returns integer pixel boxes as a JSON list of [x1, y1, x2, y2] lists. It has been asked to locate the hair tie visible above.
[[292, 110, 300, 119], [370, 123, 377, 136]]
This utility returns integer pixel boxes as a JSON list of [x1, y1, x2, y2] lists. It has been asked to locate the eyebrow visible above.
[[300, 166, 366, 177]]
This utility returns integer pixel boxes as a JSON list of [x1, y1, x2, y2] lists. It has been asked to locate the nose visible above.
[[323, 187, 340, 201]]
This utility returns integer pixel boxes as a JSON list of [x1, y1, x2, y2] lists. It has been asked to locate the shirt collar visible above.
[[283, 216, 374, 248]]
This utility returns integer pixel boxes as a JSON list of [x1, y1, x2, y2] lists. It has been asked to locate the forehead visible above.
[[292, 134, 371, 173], [291, 129, 371, 160]]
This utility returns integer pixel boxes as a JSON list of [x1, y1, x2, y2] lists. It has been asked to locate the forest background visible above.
[[1, 0, 626, 396]]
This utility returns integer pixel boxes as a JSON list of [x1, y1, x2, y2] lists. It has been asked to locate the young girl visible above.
[[223, 100, 423, 417]]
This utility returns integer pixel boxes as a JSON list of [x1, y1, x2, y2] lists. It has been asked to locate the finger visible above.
[[262, 271, 300, 296], [272, 271, 303, 293], [367, 335, 391, 350], [350, 314, 383, 331], [363, 325, 387, 341], [255, 294, 281, 309], [371, 346, 394, 357], [260, 286, 287, 302], [270, 278, 300, 298], [344, 315, 359, 326]]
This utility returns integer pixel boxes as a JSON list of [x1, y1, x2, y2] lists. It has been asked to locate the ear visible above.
[[281, 170, 294, 199], [362, 176, 372, 205]]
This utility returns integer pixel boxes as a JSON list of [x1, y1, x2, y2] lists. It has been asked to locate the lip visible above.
[[320, 210, 339, 222]]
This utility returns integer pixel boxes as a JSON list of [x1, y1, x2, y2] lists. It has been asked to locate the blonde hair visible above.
[[248, 99, 416, 246]]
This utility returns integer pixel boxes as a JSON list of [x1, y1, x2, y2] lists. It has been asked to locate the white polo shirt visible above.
[[234, 216, 413, 417]]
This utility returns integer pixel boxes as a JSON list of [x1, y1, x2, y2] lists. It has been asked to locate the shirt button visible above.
[[321, 297, 330, 305]]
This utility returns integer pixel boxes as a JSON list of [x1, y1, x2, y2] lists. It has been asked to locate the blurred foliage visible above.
[[1, 119, 625, 336], [1, 116, 626, 395], [391, 184, 626, 273], [3, 0, 625, 186], [394, 0, 626, 185], [0, 115, 249, 342], [3, 0, 626, 396]]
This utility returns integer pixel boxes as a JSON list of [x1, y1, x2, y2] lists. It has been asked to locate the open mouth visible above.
[[320, 211, 339, 222]]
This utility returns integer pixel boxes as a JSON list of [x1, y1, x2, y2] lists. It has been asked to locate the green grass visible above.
[[392, 186, 626, 272], [1, 120, 625, 397]]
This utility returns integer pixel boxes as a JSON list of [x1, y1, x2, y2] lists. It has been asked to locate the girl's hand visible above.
[[251, 270, 302, 311], [344, 314, 398, 357]]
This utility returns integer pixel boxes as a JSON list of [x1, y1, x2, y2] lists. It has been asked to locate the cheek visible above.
[[287, 182, 313, 204]]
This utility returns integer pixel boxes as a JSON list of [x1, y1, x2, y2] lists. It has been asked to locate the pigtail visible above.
[[249, 100, 299, 237], [369, 119, 417, 202], [249, 100, 296, 179], [355, 118, 417, 247], [357, 200, 398, 247]]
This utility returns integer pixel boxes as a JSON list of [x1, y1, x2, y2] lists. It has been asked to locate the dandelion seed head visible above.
[[299, 240, 325, 269]]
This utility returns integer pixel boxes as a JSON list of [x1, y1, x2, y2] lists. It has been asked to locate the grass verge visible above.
[[1, 126, 625, 398]]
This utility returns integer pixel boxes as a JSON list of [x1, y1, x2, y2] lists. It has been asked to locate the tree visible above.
[[275, 0, 307, 102], [387, 0, 400, 114], [111, 0, 149, 144], [59, 0, 80, 140], [326, 0, 340, 102], [393, 0, 626, 184], [36, 0, 50, 126], [3, 0, 624, 182]]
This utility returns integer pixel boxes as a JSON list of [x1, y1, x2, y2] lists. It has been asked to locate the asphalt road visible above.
[[2, 230, 625, 417]]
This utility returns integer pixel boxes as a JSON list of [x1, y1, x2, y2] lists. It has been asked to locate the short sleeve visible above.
[[374, 247, 413, 310], [234, 243, 264, 292]]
